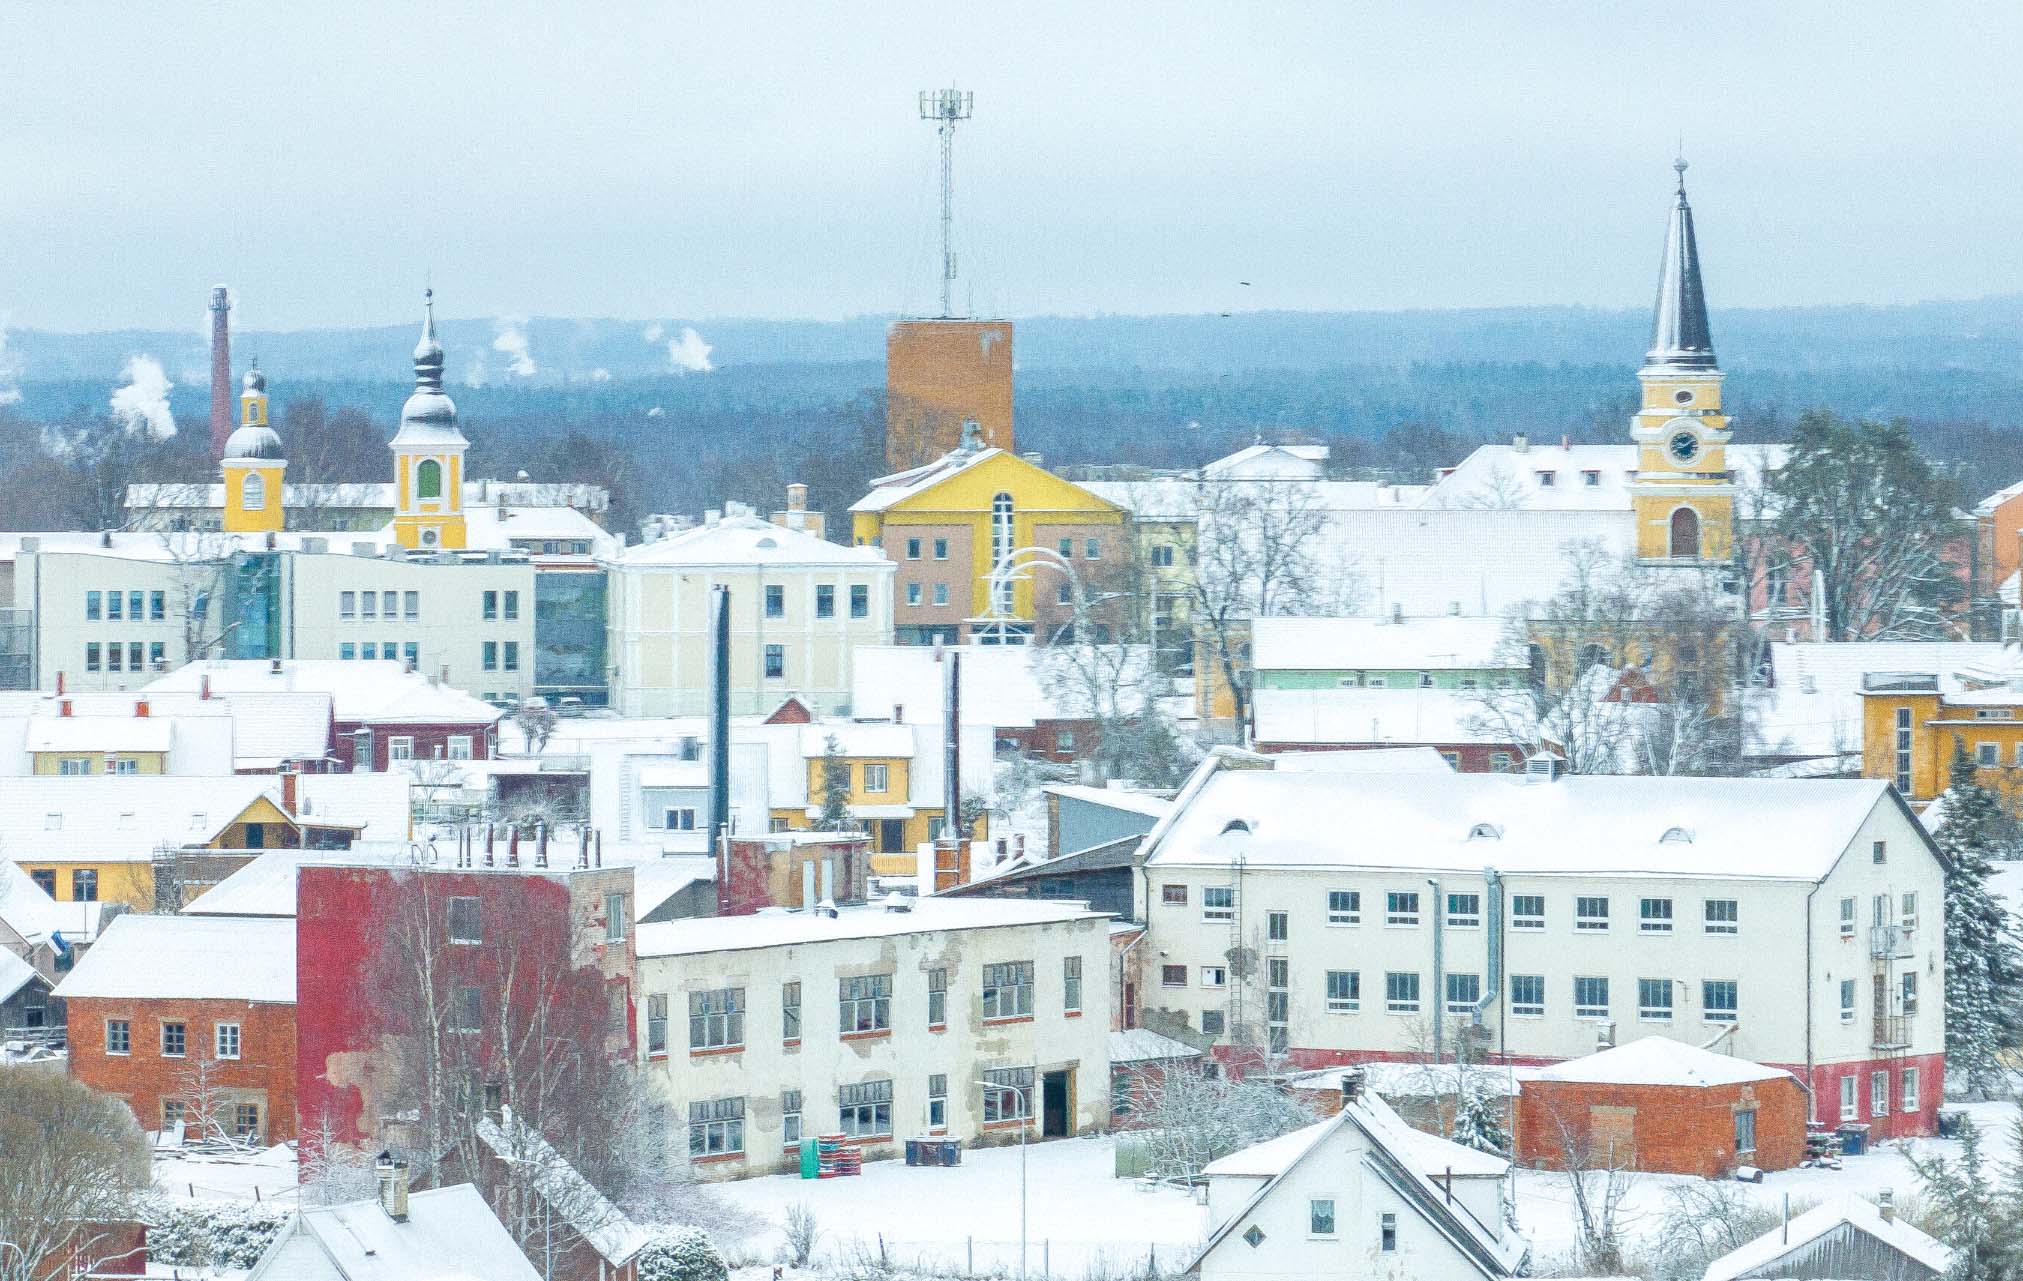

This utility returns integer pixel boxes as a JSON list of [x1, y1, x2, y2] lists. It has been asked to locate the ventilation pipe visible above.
[[1427, 876, 1444, 1065], [706, 585, 732, 859], [1471, 868, 1504, 1046]]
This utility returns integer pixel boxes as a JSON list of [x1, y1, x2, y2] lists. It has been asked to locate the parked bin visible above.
[[935, 1138, 962, 1166], [1837, 1123, 1871, 1156], [1938, 1108, 1968, 1139], [904, 1139, 923, 1167], [800, 1137, 820, 1179]]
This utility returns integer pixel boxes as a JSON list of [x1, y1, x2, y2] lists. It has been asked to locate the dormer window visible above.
[[1220, 819, 1251, 836], [1582, 470, 1600, 487], [1536, 471, 1556, 487], [1660, 826, 1694, 844], [1467, 823, 1502, 841]]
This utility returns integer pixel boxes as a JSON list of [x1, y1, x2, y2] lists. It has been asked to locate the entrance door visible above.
[[878, 819, 906, 854], [1041, 1069, 1072, 1138]]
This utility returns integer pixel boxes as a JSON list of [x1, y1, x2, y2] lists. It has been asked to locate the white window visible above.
[[1202, 886, 1234, 922], [907, 584, 922, 606], [1385, 891, 1420, 927], [339, 590, 356, 619], [1840, 979, 1856, 1023], [1735, 1107, 1757, 1155], [660, 807, 698, 831], [1309, 1198, 1336, 1237], [1839, 896, 1856, 936], [1903, 1066, 1920, 1112], [1871, 1072, 1890, 1117], [864, 763, 889, 793], [388, 736, 415, 761], [1575, 896, 1609, 931], [447, 735, 473, 761], [1267, 911, 1288, 943], [1445, 893, 1481, 928], [1703, 980, 1738, 1023], [1639, 898, 1674, 933], [1574, 976, 1609, 1020], [1900, 892, 1918, 931], [1637, 978, 1673, 1021], [1200, 965, 1227, 988], [1509, 974, 1544, 1017], [215, 1022, 241, 1059], [932, 583, 949, 606], [1327, 890, 1360, 925], [1840, 1074, 1858, 1121], [1511, 894, 1544, 930], [1978, 742, 2000, 766], [1704, 898, 1738, 935], [1384, 971, 1420, 1014], [1325, 970, 1359, 1013]]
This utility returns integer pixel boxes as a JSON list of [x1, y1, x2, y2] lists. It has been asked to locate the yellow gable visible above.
[[882, 451, 1125, 523]]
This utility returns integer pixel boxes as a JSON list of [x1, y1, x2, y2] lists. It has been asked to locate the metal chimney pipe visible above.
[[707, 585, 732, 857], [209, 286, 232, 462], [943, 650, 961, 839]]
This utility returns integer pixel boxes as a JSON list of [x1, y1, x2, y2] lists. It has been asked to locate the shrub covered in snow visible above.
[[636, 1227, 730, 1281], [145, 1200, 289, 1268]]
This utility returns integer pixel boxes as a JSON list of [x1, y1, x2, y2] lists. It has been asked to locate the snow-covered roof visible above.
[[851, 448, 1007, 513], [1532, 1037, 1792, 1088], [799, 723, 917, 759], [0, 949, 40, 1003], [146, 660, 503, 726], [1420, 442, 1787, 513], [1291, 1061, 1537, 1099], [1746, 641, 2014, 760], [476, 1110, 653, 1265], [250, 1183, 540, 1280], [1081, 477, 1429, 523], [637, 896, 1105, 959], [851, 644, 1157, 730], [1200, 443, 1329, 480], [617, 514, 884, 568], [0, 862, 66, 945], [1200, 1112, 1508, 1182], [127, 479, 608, 512], [1332, 508, 1638, 619], [1200, 1117, 1333, 1178], [1250, 688, 1505, 747], [54, 914, 295, 1003], [1043, 784, 1174, 819], [181, 845, 411, 917], [1269, 747, 1455, 774], [1109, 1028, 1201, 1065], [630, 856, 715, 920], [23, 716, 175, 754], [1144, 758, 1912, 881], [1701, 1195, 1952, 1281], [1251, 616, 1511, 673], [295, 774, 413, 841], [0, 775, 276, 861]]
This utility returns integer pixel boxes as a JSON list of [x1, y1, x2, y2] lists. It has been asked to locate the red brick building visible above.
[[1515, 1038, 1808, 1179], [53, 914, 297, 1143], [295, 858, 635, 1157]]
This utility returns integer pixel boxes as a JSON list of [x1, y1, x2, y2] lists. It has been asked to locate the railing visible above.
[[1869, 926, 1912, 960], [1872, 1014, 1913, 1050], [1861, 672, 1940, 693]]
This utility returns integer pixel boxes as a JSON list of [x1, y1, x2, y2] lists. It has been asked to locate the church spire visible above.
[[412, 287, 445, 392], [1644, 157, 1716, 370]]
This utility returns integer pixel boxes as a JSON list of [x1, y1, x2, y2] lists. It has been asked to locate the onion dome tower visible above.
[[221, 363, 286, 534], [389, 288, 469, 550]]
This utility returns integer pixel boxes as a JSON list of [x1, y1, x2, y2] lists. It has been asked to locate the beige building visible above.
[[608, 515, 893, 718], [635, 897, 1111, 1179]]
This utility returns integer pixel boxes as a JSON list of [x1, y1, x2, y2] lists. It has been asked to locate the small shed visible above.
[[1700, 1193, 1951, 1280], [1108, 1027, 1202, 1126], [1516, 1037, 1807, 1179]]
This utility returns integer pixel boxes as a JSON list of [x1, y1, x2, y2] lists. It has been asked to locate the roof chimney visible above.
[[134, 700, 149, 718], [1339, 1067, 1365, 1105], [1512, 433, 1529, 453], [199, 674, 211, 701], [58, 699, 72, 718], [54, 671, 64, 696], [280, 769, 298, 817], [374, 1152, 409, 1221], [787, 482, 808, 513], [209, 286, 232, 462], [1878, 1189, 1895, 1223]]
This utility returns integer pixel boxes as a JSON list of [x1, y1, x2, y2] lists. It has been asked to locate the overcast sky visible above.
[[5, 2, 2021, 332]]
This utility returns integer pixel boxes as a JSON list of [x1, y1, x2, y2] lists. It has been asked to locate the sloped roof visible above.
[[1533, 1036, 1791, 1088], [54, 914, 295, 1003], [146, 660, 503, 726], [0, 861, 67, 945], [1252, 616, 1510, 672], [1747, 641, 2013, 760], [0, 949, 40, 1003], [249, 1183, 540, 1280], [851, 448, 1006, 513], [1108, 1028, 1202, 1065], [24, 717, 175, 753], [0, 775, 276, 861], [618, 514, 884, 568], [852, 644, 1158, 730], [1701, 1195, 1952, 1281], [476, 1110, 653, 1265], [1251, 688, 1503, 747], [637, 897, 1104, 959]]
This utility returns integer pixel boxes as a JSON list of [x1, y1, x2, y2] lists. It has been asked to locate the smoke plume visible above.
[[491, 318, 536, 377], [108, 355, 176, 440], [0, 328, 21, 406], [665, 327, 714, 374]]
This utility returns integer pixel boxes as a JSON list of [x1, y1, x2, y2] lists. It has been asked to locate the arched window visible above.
[[990, 492, 1015, 613], [1669, 507, 1700, 559], [240, 472, 265, 511], [416, 458, 443, 500]]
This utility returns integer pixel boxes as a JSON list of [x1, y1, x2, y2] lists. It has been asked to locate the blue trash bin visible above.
[[1837, 1123, 1870, 1156]]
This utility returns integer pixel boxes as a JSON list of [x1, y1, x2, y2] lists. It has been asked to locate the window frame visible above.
[[1325, 969, 1360, 1013], [1383, 970, 1420, 1014], [1326, 889, 1360, 926], [688, 986, 746, 1051], [1639, 897, 1674, 934], [1573, 976, 1609, 1021], [1704, 898, 1739, 935], [215, 1022, 242, 1059], [839, 973, 893, 1035], [1575, 896, 1610, 931], [1509, 974, 1545, 1018], [1385, 890, 1421, 927], [982, 961, 1035, 1020]]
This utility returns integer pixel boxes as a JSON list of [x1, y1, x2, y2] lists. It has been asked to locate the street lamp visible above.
[[976, 1078, 1032, 1281]]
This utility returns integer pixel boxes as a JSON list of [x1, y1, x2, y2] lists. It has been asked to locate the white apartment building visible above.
[[607, 515, 894, 718], [634, 897, 1111, 1179], [1137, 752, 1948, 1137]]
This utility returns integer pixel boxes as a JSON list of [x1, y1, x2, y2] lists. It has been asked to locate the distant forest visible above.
[[6, 300, 2023, 536]]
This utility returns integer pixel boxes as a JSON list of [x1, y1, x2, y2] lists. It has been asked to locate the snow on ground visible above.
[[1987, 858, 2023, 920], [712, 1134, 1208, 1278], [152, 1143, 299, 1205]]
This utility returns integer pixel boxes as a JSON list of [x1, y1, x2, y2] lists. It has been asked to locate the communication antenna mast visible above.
[[918, 86, 974, 319]]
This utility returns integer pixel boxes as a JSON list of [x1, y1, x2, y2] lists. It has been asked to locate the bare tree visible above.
[[1123, 1064, 1317, 1184], [301, 1110, 383, 1206], [155, 529, 239, 664], [0, 1066, 153, 1281], [513, 697, 558, 754], [1544, 1101, 1639, 1276]]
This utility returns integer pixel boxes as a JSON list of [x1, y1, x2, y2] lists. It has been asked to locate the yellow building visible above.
[[1628, 159, 1736, 566], [850, 444, 1127, 645], [1860, 671, 2023, 808], [220, 366, 286, 534], [390, 289, 469, 551], [766, 723, 987, 872]]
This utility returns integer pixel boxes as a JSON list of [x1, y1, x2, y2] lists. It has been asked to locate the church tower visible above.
[[220, 364, 286, 534], [390, 289, 469, 550], [1629, 159, 1735, 565]]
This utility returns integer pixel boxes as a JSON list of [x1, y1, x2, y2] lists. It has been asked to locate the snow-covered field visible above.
[[152, 1143, 299, 1206]]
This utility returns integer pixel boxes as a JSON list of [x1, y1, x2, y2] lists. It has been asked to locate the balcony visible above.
[[1861, 673, 1939, 693], [1872, 1014, 1913, 1050], [1869, 926, 1916, 960]]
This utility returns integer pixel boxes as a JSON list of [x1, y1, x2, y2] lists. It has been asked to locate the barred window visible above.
[[688, 1097, 745, 1158], [689, 988, 745, 1050], [840, 974, 892, 1034], [838, 1079, 893, 1138], [982, 1066, 1034, 1123], [982, 961, 1034, 1019]]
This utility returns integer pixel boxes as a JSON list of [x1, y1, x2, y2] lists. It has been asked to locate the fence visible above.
[[826, 1234, 1192, 1281]]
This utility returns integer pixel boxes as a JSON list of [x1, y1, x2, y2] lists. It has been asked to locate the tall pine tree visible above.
[[816, 734, 853, 832], [1933, 744, 2023, 1098]]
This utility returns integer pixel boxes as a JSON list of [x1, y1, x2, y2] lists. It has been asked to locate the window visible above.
[[1735, 1108, 1757, 1155], [1839, 896, 1856, 936], [362, 591, 378, 620], [905, 538, 922, 560], [1903, 1066, 1920, 1112], [448, 896, 482, 944], [483, 641, 498, 671], [783, 1090, 803, 1145], [657, 807, 698, 832], [1576, 896, 1609, 931], [906, 583, 922, 607], [1638, 897, 1675, 933], [447, 735, 473, 761], [839, 974, 892, 1034], [983, 961, 1034, 1019], [1637, 979, 1673, 1021], [161, 1021, 187, 1057], [149, 642, 165, 669], [162, 1100, 186, 1130], [404, 590, 419, 620], [989, 494, 1016, 612], [1152, 544, 1175, 567], [1840, 979, 1857, 1023], [1309, 1198, 1337, 1237], [1325, 970, 1360, 1012], [1510, 974, 1545, 1017], [926, 969, 946, 1028], [1161, 964, 1188, 988], [107, 591, 121, 620], [1705, 899, 1738, 935], [1446, 893, 1481, 928], [647, 994, 668, 1054], [604, 892, 628, 943], [339, 642, 355, 661], [689, 988, 745, 1050], [1202, 886, 1234, 921], [339, 590, 356, 619], [86, 590, 101, 620], [1445, 973, 1480, 1014], [850, 585, 869, 618], [933, 538, 948, 560], [501, 590, 518, 620], [71, 869, 98, 902], [1057, 537, 1073, 559], [1266, 957, 1291, 1054], [388, 736, 415, 761], [1056, 582, 1072, 606], [1582, 469, 1601, 487], [503, 642, 519, 672], [416, 458, 443, 499], [86, 642, 101, 672], [1872, 839, 1888, 865], [1200, 965, 1227, 988], [815, 585, 835, 618], [839, 1079, 893, 1137], [1386, 891, 1421, 927], [1201, 1010, 1226, 1036], [765, 585, 785, 618], [380, 591, 397, 620], [1703, 980, 1738, 1023], [1900, 892, 1919, 931], [782, 981, 801, 1041], [933, 583, 949, 606], [107, 643, 122, 673], [689, 1097, 745, 1158], [1536, 470, 1556, 487], [215, 1023, 242, 1059], [57, 758, 89, 776], [233, 1103, 261, 1140], [928, 1074, 948, 1129], [1064, 956, 1082, 1013], [864, 763, 889, 793], [1574, 976, 1609, 1020], [1840, 1074, 1858, 1121], [1871, 1072, 1890, 1117], [1901, 972, 1919, 1017], [1267, 911, 1289, 943], [106, 1020, 130, 1055], [1384, 971, 1420, 1014], [764, 645, 784, 679], [1327, 890, 1360, 925], [1380, 1213, 1397, 1253], [982, 1067, 1033, 1124], [452, 985, 482, 1033], [1978, 742, 1999, 767]]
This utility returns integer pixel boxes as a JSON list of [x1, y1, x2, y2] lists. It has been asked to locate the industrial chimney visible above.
[[209, 286, 233, 462]]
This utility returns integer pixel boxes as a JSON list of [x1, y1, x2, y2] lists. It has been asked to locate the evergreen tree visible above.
[[1933, 744, 2023, 1098], [1451, 1079, 1511, 1156], [816, 734, 853, 833]]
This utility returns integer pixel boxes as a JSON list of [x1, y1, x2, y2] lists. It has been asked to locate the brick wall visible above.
[[1515, 1076, 1808, 1178], [65, 995, 298, 1143]]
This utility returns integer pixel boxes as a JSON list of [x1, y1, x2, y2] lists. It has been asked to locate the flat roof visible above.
[[636, 896, 1106, 958]]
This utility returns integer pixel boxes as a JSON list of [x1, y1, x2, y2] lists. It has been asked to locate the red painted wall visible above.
[[65, 995, 297, 1143], [1516, 1076, 1809, 1178], [332, 720, 496, 772]]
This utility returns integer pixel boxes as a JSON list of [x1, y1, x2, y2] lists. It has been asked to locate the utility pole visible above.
[[918, 87, 974, 319]]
